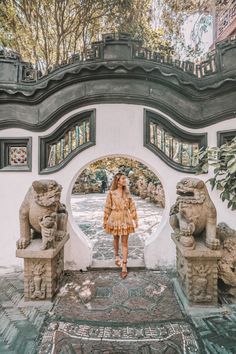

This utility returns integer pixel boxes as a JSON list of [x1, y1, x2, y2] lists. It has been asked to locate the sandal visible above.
[[115, 255, 121, 267], [120, 261, 128, 279]]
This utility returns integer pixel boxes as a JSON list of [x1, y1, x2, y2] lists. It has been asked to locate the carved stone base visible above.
[[172, 233, 222, 306], [16, 234, 69, 301]]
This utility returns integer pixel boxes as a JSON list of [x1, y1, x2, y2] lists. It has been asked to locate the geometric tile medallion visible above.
[[9, 146, 27, 165], [0, 137, 32, 171]]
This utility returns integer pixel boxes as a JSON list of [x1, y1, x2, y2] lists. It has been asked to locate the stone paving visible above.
[[71, 193, 163, 267], [1, 269, 236, 353], [192, 309, 236, 353], [0, 270, 52, 354]]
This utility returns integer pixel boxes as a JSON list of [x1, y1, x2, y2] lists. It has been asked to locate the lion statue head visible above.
[[32, 180, 62, 207]]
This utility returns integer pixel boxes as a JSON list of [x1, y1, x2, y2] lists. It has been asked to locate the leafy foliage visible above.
[[0, 0, 220, 69], [196, 137, 236, 210], [86, 156, 161, 185]]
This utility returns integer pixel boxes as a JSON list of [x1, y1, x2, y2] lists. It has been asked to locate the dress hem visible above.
[[104, 225, 136, 235]]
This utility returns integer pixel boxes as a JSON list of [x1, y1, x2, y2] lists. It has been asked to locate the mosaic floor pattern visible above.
[[71, 193, 164, 266], [39, 320, 200, 354], [1, 269, 236, 353], [38, 270, 203, 354], [52, 270, 183, 323]]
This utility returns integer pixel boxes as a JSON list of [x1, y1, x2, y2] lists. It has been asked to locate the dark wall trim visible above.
[[0, 94, 236, 132], [39, 109, 96, 174], [0, 137, 32, 172], [217, 129, 236, 146], [143, 109, 207, 173], [0, 60, 235, 131]]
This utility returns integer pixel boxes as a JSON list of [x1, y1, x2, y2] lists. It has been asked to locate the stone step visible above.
[[91, 258, 145, 269]]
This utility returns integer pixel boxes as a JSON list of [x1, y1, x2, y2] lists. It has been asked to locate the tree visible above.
[[0, 0, 120, 71], [90, 157, 161, 184], [0, 0, 225, 70]]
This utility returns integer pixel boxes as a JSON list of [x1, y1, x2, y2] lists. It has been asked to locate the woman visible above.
[[103, 172, 138, 279]]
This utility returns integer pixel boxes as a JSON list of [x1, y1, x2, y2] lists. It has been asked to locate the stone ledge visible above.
[[16, 233, 69, 259], [171, 233, 222, 259]]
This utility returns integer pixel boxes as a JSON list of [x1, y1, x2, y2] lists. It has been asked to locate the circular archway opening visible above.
[[70, 156, 165, 268]]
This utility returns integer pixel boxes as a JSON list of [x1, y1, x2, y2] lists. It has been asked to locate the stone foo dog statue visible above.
[[17, 179, 68, 250], [169, 177, 220, 250]]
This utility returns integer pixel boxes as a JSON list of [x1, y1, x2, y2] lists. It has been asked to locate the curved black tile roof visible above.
[[0, 33, 235, 130]]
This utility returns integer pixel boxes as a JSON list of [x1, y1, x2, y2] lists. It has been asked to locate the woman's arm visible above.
[[129, 196, 138, 227], [103, 191, 112, 227]]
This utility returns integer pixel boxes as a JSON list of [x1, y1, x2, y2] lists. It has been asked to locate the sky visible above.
[[182, 13, 213, 60]]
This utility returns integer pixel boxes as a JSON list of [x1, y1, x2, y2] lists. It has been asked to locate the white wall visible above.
[[0, 104, 236, 271]]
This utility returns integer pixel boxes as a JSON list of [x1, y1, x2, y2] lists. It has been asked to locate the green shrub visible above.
[[196, 137, 236, 210]]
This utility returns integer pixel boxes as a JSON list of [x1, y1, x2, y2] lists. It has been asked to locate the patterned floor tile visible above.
[[0, 272, 52, 354], [192, 310, 236, 353], [52, 270, 183, 323], [39, 320, 201, 354], [3, 270, 236, 353], [36, 270, 205, 353]]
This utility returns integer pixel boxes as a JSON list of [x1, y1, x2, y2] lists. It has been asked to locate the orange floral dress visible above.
[[103, 190, 138, 236]]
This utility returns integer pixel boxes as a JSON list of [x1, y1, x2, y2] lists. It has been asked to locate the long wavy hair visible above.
[[110, 172, 131, 198]]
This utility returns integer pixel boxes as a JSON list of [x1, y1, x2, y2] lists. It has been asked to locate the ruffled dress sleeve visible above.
[[103, 191, 112, 227], [129, 196, 138, 221]]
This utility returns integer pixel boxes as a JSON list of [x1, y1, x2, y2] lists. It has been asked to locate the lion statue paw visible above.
[[206, 238, 220, 250], [16, 238, 30, 249]]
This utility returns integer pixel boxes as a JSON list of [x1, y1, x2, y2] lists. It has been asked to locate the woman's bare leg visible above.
[[113, 235, 121, 265], [121, 234, 129, 272], [113, 235, 120, 255]]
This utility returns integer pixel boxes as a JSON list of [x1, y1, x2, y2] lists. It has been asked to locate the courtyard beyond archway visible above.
[[71, 193, 163, 267], [70, 156, 165, 268]]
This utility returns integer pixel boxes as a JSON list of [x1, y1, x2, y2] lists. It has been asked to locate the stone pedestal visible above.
[[16, 234, 69, 301], [172, 233, 222, 306]]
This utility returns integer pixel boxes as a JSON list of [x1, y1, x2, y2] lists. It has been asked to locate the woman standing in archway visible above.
[[103, 172, 138, 279]]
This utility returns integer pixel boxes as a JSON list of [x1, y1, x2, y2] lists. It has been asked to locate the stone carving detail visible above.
[[191, 264, 212, 303], [176, 249, 187, 288], [53, 249, 64, 293], [217, 224, 236, 297], [17, 180, 68, 249], [39, 214, 57, 250], [169, 177, 220, 250], [173, 235, 220, 306], [29, 262, 46, 299]]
